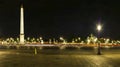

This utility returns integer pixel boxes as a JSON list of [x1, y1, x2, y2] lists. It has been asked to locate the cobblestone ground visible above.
[[0, 49, 120, 67]]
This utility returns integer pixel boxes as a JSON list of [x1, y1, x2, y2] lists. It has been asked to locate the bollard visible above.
[[35, 48, 37, 55]]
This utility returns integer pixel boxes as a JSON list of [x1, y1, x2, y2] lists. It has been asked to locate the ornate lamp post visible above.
[[97, 24, 102, 55]]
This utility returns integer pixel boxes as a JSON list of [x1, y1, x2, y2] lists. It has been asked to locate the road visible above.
[[0, 49, 120, 67]]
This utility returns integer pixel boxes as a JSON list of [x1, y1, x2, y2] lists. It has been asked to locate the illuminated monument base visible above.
[[20, 34, 24, 44]]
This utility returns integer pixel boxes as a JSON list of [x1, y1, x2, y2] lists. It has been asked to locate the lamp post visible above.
[[97, 24, 102, 55], [60, 37, 66, 44], [60, 37, 64, 44]]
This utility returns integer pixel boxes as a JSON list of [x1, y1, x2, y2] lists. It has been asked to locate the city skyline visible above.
[[0, 0, 120, 39]]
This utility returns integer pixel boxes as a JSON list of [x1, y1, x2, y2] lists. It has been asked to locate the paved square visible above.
[[0, 49, 120, 67]]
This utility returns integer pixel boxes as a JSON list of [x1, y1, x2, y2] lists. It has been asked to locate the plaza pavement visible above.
[[0, 49, 119, 67]]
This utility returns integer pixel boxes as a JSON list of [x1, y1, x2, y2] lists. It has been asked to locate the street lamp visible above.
[[97, 24, 102, 55], [60, 37, 66, 44], [97, 24, 102, 32]]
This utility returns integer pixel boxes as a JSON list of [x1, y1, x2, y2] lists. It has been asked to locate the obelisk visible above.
[[20, 4, 24, 44]]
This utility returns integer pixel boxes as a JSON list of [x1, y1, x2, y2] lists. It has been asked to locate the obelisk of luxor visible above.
[[20, 4, 24, 44]]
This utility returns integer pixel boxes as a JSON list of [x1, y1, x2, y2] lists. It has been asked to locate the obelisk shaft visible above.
[[20, 4, 24, 44]]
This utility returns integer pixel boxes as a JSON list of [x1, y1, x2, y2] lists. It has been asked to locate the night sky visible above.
[[0, 0, 120, 40]]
